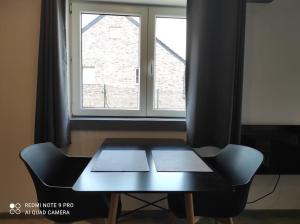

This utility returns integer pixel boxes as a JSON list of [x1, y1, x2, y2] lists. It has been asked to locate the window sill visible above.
[[70, 117, 186, 131]]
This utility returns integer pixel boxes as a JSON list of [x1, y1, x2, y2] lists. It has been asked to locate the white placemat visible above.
[[92, 150, 149, 172], [152, 150, 212, 172]]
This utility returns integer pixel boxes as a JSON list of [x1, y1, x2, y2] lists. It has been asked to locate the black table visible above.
[[73, 138, 232, 224]]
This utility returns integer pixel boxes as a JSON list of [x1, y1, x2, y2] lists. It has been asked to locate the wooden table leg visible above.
[[184, 193, 196, 224], [107, 193, 120, 224]]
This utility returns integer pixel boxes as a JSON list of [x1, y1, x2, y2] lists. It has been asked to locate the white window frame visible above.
[[147, 7, 186, 117], [70, 1, 186, 117]]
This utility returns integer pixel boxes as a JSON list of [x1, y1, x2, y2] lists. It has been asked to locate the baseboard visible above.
[[242, 209, 300, 214], [0, 213, 43, 219], [1, 209, 300, 219]]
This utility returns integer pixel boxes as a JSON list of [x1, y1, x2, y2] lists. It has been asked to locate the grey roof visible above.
[[82, 15, 105, 33]]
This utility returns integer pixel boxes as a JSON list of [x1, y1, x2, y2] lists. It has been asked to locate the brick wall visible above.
[[81, 15, 185, 110]]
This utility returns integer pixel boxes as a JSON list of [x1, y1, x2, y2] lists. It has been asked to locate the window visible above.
[[70, 2, 186, 117]]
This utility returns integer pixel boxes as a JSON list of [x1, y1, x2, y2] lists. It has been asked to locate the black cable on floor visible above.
[[247, 174, 281, 204]]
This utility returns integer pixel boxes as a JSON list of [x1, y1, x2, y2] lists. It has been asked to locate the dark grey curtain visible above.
[[186, 0, 246, 148], [35, 0, 70, 147]]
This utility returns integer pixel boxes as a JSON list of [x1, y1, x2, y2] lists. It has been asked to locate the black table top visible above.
[[72, 138, 232, 193]]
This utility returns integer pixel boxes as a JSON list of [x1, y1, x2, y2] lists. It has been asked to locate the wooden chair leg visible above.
[[168, 213, 199, 224], [107, 193, 120, 224], [194, 216, 200, 223], [184, 193, 195, 224]]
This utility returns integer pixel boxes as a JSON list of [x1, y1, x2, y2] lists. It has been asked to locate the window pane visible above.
[[81, 13, 141, 110], [154, 17, 186, 110]]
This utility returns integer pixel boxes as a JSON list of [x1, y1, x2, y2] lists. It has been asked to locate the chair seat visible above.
[[194, 146, 221, 158], [46, 157, 90, 187], [20, 143, 122, 222], [168, 144, 263, 220]]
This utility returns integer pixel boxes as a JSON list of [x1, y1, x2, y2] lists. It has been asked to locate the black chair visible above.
[[20, 143, 120, 223], [168, 144, 263, 224]]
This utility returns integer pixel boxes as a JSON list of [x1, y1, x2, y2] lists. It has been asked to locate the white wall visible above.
[[243, 0, 300, 209], [0, 0, 40, 214], [242, 0, 300, 124]]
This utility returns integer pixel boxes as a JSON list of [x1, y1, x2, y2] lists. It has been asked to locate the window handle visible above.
[[150, 62, 154, 77], [136, 68, 140, 83]]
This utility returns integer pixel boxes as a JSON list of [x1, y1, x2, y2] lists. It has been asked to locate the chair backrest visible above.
[[20, 143, 66, 186], [214, 144, 263, 186]]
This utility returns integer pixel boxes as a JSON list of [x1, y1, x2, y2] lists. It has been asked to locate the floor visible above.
[[1, 210, 300, 224]]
